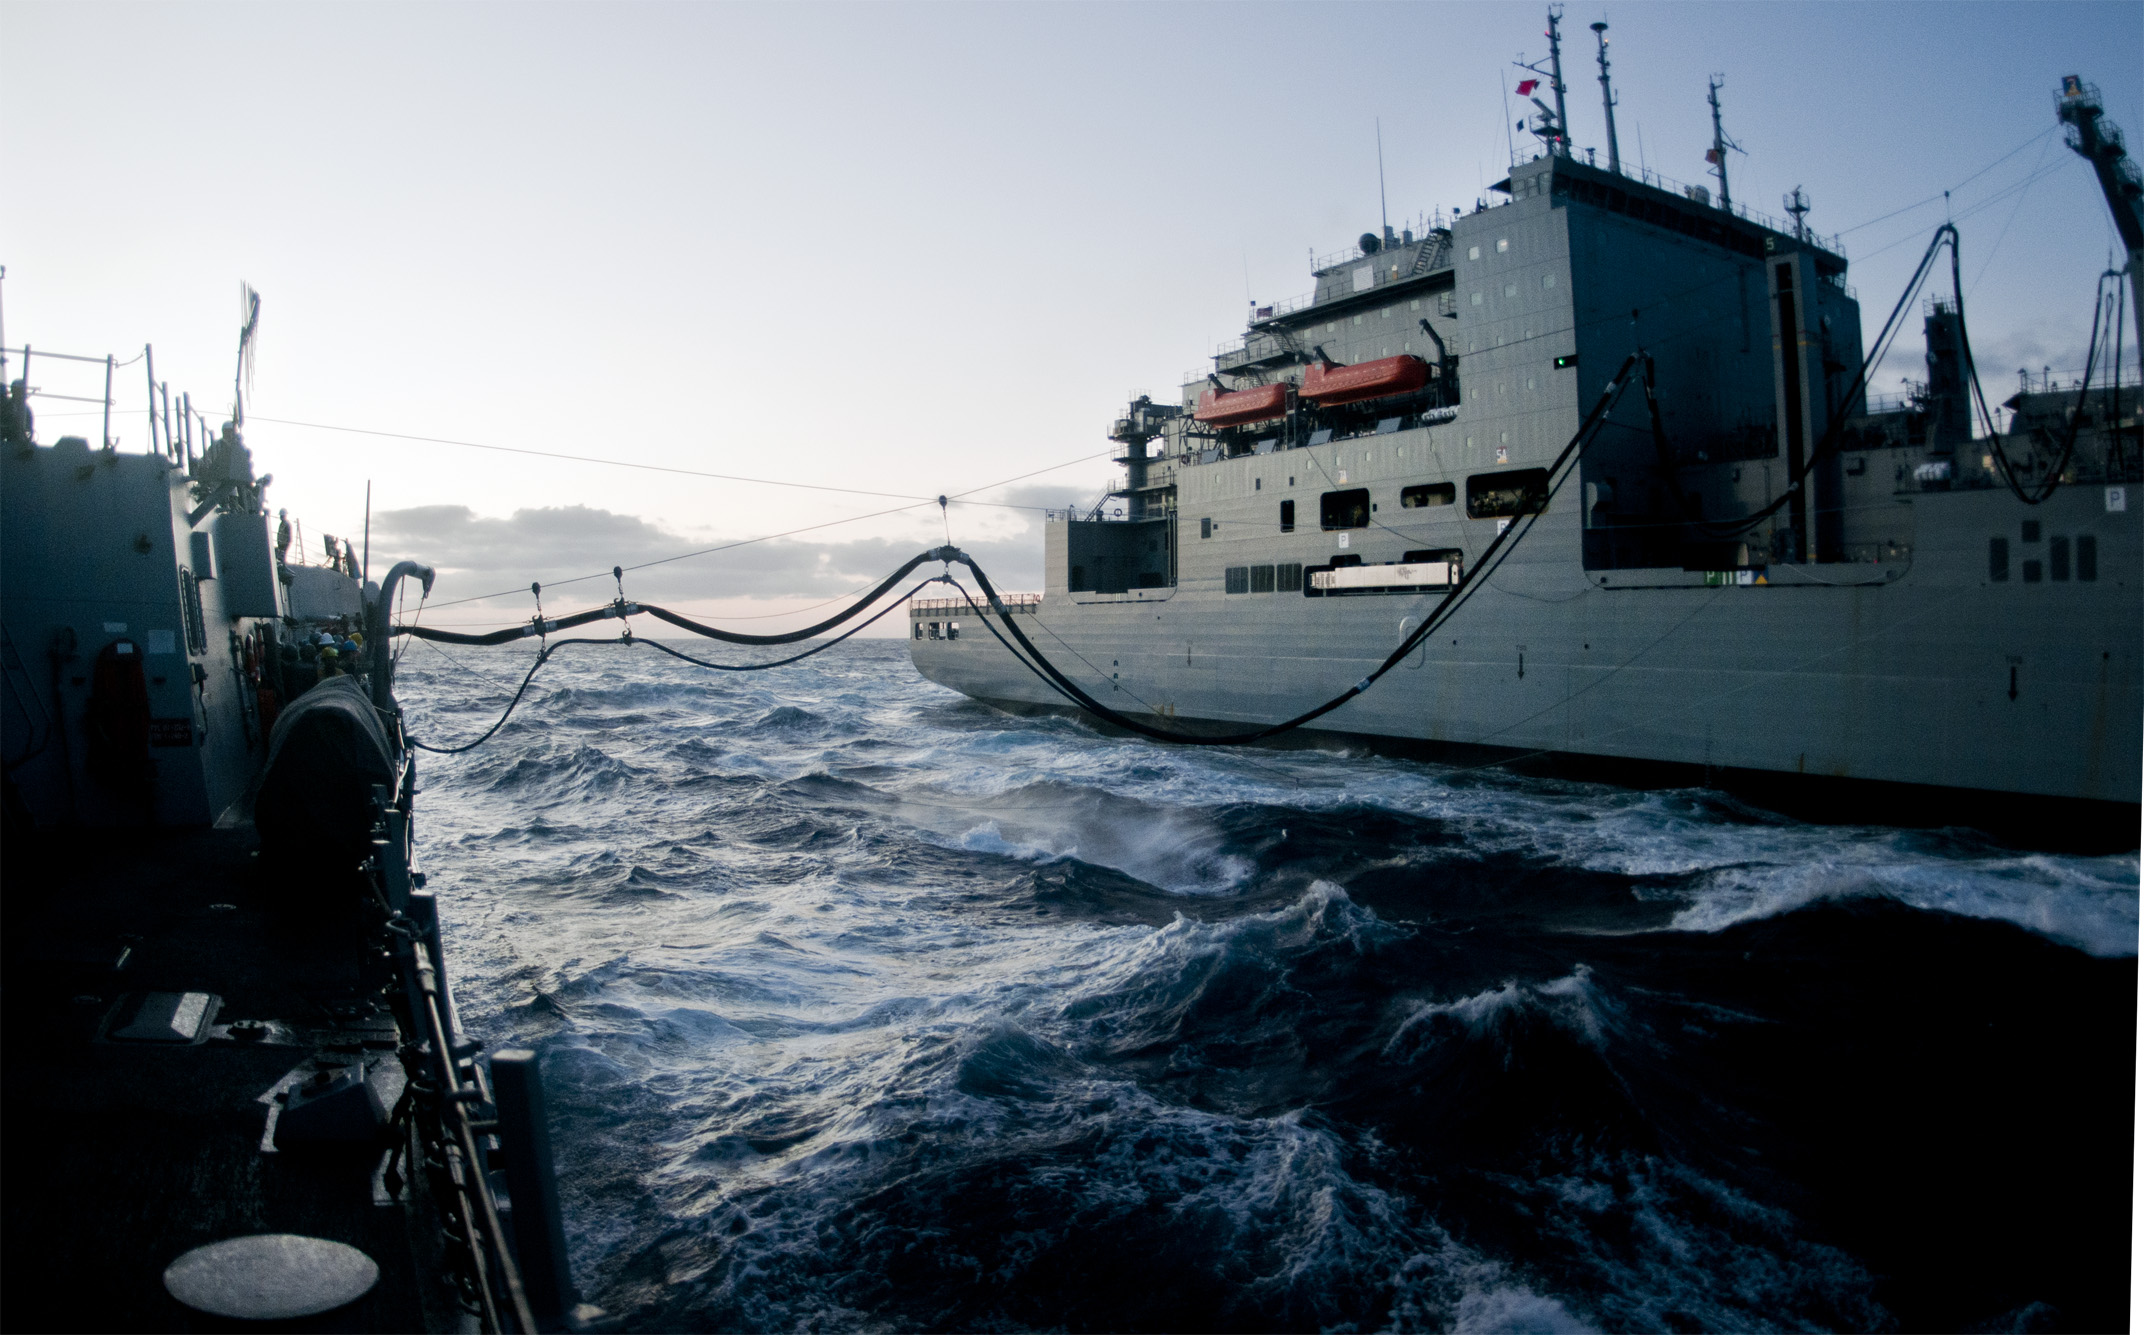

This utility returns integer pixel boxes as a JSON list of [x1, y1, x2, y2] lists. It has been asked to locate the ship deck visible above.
[[1, 818, 453, 1332]]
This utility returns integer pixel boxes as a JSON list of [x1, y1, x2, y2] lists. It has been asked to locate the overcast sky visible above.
[[6, 1, 2138, 631]]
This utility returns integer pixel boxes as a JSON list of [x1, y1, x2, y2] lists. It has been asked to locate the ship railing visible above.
[[1498, 151, 1849, 257], [367, 758, 580, 1334], [1, 341, 231, 466], [911, 593, 1039, 614], [1041, 505, 1130, 523]]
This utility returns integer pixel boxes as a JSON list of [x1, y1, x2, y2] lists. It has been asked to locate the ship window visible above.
[[1280, 499, 1296, 532], [1471, 291, 1484, 306], [1250, 564, 1276, 593], [1200, 517, 1212, 539], [1988, 538, 2009, 581], [2078, 535, 2097, 581], [1496, 238, 1510, 252], [1354, 315, 1365, 325], [1410, 299, 1422, 311], [1468, 245, 1481, 260], [1466, 468, 1549, 519], [1543, 273, 1557, 288], [1401, 482, 1455, 508], [1383, 307, 1394, 319], [913, 622, 923, 640], [1277, 562, 1303, 593], [1225, 566, 1250, 594], [947, 621, 960, 639], [1504, 281, 1518, 297], [1320, 488, 1371, 530], [928, 622, 942, 639], [2051, 535, 2070, 580]]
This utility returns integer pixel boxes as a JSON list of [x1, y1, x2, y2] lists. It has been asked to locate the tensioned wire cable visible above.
[[414, 444, 1118, 612]]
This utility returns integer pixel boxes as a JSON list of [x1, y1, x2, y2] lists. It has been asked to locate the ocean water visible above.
[[396, 637, 2138, 1333]]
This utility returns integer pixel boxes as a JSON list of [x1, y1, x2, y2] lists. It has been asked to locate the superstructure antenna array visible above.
[[1590, 21, 1621, 176], [1783, 186, 1811, 241], [1515, 8, 1573, 157]]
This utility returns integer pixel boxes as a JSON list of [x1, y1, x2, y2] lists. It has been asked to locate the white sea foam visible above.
[[1664, 850, 2140, 956], [394, 641, 2107, 1329]]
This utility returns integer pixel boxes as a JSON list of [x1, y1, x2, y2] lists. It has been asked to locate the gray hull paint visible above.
[[913, 481, 2138, 804]]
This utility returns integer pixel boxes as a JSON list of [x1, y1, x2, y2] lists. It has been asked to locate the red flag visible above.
[[1516, 79, 1540, 95], [1704, 148, 1720, 164]]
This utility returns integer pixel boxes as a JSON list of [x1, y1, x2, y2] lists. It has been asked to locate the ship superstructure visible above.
[[912, 38, 2141, 814]]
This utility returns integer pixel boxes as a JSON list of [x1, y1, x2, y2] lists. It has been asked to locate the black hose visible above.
[[938, 353, 1642, 747], [404, 579, 947, 753], [634, 548, 955, 645], [389, 363, 1666, 753], [396, 548, 958, 649], [636, 577, 942, 671], [408, 637, 627, 755], [1681, 225, 1958, 541], [1972, 266, 2115, 505]]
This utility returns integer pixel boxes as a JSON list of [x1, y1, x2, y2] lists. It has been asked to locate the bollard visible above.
[[490, 1049, 576, 1330]]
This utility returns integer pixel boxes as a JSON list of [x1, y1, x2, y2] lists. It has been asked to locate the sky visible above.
[[5, 0, 2139, 632]]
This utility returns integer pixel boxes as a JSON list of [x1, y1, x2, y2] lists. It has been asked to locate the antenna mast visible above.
[[1547, 9, 1570, 156], [1706, 75, 1739, 209], [1590, 21, 1621, 176], [232, 284, 260, 428], [1515, 8, 1573, 157], [1376, 118, 1391, 243]]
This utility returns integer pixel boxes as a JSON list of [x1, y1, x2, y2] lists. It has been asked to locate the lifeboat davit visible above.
[[1300, 354, 1431, 406], [1193, 382, 1289, 426]]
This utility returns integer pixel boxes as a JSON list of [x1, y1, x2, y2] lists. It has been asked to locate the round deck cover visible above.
[[163, 1234, 378, 1320]]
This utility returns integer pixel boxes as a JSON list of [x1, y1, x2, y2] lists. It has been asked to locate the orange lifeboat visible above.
[[1300, 354, 1431, 406], [1193, 382, 1289, 426]]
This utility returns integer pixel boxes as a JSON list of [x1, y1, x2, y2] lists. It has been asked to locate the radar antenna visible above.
[[1590, 20, 1621, 176], [1783, 186, 1811, 242]]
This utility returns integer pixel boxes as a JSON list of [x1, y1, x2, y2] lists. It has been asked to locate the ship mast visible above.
[[1546, 9, 1570, 156], [1516, 8, 1573, 157], [1706, 75, 1739, 209], [1590, 20, 1621, 176]]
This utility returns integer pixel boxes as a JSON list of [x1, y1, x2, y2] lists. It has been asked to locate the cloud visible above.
[[367, 501, 1051, 614]]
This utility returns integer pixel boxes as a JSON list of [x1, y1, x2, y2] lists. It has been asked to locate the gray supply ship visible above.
[[1, 295, 587, 1331], [912, 43, 2143, 823]]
